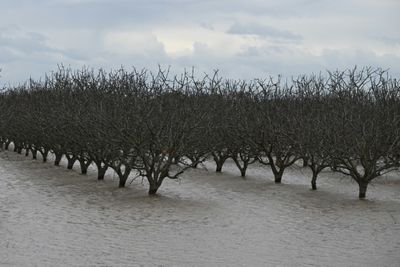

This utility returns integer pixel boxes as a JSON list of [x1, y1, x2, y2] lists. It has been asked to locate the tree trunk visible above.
[[213, 152, 227, 173], [97, 166, 107, 180], [189, 155, 204, 168], [215, 159, 226, 172], [80, 166, 88, 174], [274, 172, 283, 183], [358, 181, 368, 199], [79, 159, 91, 175], [191, 162, 199, 168], [117, 167, 131, 188], [5, 141, 10, 150], [41, 149, 49, 162], [94, 161, 108, 180], [67, 157, 76, 169], [31, 149, 37, 160], [311, 172, 318, 190], [148, 185, 159, 195], [54, 152, 63, 166], [25, 148, 30, 157], [148, 180, 159, 195], [232, 156, 248, 178], [119, 176, 127, 188], [15, 144, 22, 154]]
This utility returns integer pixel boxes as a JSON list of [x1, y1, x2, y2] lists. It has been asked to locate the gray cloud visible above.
[[0, 31, 55, 55], [0, 28, 89, 84], [0, 0, 399, 85], [379, 35, 400, 46], [171, 43, 400, 80], [227, 23, 302, 41]]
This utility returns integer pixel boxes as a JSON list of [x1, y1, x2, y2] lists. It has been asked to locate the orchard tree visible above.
[[293, 75, 332, 190], [255, 79, 300, 183], [327, 67, 400, 198]]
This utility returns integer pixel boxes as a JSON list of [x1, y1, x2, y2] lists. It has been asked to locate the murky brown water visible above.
[[1, 151, 399, 266]]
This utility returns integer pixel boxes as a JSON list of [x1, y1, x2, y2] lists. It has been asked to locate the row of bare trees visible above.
[[0, 66, 399, 198]]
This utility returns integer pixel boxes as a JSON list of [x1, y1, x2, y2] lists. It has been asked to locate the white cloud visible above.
[[103, 31, 166, 57]]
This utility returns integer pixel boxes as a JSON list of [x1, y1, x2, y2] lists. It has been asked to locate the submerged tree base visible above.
[[359, 183, 368, 199], [148, 188, 158, 195], [118, 179, 127, 188], [311, 174, 318, 190], [311, 182, 317, 190]]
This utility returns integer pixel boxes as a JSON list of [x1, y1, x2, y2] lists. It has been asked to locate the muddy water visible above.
[[1, 151, 399, 266]]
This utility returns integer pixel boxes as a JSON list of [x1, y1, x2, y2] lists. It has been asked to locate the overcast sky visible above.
[[0, 0, 399, 84]]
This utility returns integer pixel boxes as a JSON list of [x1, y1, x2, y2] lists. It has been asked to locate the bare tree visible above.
[[293, 74, 332, 190], [254, 79, 300, 183], [1, 65, 399, 201], [327, 67, 400, 198], [129, 72, 209, 194]]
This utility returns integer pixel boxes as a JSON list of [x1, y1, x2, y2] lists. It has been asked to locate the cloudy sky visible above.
[[0, 0, 399, 84]]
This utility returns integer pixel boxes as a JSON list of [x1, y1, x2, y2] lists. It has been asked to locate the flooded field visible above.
[[1, 150, 399, 266]]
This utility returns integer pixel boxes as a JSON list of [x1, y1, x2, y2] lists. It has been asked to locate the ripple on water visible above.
[[0, 151, 399, 266]]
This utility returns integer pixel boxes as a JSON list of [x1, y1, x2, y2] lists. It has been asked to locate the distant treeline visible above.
[[0, 66, 399, 198]]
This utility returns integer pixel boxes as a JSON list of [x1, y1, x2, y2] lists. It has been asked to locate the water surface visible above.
[[1, 151, 399, 266]]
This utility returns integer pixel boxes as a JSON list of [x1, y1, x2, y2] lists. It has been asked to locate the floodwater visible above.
[[1, 150, 399, 267]]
